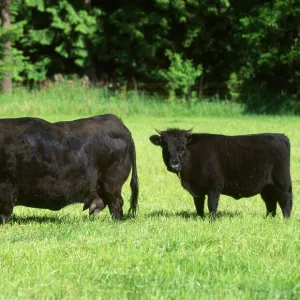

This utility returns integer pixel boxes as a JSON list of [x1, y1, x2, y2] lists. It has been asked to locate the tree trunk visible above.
[[82, 0, 91, 10], [1, 0, 12, 93]]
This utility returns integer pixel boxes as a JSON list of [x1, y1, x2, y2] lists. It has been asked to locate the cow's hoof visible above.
[[128, 207, 137, 217], [112, 210, 123, 221], [0, 215, 12, 224]]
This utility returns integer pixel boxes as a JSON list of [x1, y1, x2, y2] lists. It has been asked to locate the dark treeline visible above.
[[0, 0, 299, 112]]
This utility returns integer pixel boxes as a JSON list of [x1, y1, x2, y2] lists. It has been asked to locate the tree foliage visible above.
[[0, 0, 299, 108]]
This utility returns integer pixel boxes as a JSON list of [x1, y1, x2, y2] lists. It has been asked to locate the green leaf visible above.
[[75, 23, 88, 34], [74, 58, 85, 67], [55, 44, 69, 58]]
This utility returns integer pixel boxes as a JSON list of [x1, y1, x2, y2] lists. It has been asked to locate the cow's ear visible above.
[[187, 135, 194, 145], [150, 135, 162, 146]]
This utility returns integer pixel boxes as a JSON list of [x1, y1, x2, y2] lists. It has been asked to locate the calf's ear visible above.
[[187, 135, 194, 145], [186, 126, 194, 144], [150, 135, 162, 146], [186, 127, 194, 136]]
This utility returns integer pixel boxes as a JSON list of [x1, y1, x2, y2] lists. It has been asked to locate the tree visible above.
[[1, 0, 12, 93]]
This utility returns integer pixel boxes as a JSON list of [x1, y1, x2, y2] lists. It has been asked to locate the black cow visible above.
[[0, 114, 138, 223], [150, 128, 292, 219]]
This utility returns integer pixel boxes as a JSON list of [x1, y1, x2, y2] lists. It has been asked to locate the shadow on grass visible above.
[[147, 209, 242, 219], [10, 211, 136, 225], [10, 214, 80, 225], [7, 210, 246, 225]]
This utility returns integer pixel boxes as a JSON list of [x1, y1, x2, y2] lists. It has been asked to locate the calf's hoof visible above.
[[209, 213, 217, 223]]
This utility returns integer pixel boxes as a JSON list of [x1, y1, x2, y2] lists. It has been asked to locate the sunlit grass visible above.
[[0, 85, 299, 299], [0, 81, 243, 118]]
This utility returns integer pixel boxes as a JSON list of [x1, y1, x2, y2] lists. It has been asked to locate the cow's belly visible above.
[[17, 177, 75, 210], [14, 146, 99, 209], [17, 193, 68, 210], [16, 169, 95, 210]]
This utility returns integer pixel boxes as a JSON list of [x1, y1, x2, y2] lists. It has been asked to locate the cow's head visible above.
[[150, 127, 194, 173]]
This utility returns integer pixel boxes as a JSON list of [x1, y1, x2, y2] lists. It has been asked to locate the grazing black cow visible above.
[[150, 128, 292, 220], [0, 114, 138, 223]]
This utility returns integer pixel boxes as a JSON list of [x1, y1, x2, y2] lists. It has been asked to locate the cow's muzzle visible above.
[[168, 162, 181, 172]]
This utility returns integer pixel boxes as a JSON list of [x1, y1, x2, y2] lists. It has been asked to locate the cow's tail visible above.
[[128, 137, 139, 217]]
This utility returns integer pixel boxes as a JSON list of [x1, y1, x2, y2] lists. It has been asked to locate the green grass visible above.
[[0, 82, 243, 118], [0, 85, 300, 299]]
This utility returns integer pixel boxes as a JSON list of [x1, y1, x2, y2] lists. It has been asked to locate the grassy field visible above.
[[0, 86, 300, 299]]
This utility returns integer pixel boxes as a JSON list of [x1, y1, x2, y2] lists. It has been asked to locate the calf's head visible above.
[[150, 128, 194, 173]]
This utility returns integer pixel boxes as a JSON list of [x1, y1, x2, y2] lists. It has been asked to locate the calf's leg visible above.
[[261, 184, 292, 218], [261, 185, 277, 217], [0, 201, 13, 224], [193, 195, 205, 217], [276, 185, 292, 218], [207, 190, 220, 221]]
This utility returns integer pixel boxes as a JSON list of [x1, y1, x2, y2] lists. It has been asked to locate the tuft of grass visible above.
[[0, 86, 300, 299]]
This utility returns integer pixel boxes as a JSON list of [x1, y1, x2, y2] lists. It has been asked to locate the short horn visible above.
[[155, 128, 163, 135], [187, 127, 194, 135]]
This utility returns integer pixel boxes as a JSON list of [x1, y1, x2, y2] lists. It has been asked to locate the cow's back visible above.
[[54, 114, 131, 140]]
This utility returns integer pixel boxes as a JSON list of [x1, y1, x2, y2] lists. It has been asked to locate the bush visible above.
[[158, 50, 203, 102]]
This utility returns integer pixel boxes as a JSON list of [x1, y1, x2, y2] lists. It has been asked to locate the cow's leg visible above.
[[193, 195, 205, 217], [0, 182, 16, 225], [101, 187, 124, 220], [98, 155, 131, 220], [0, 214, 12, 224], [113, 193, 124, 219], [207, 190, 220, 221], [261, 185, 277, 217], [98, 177, 124, 220], [0, 198, 13, 224]]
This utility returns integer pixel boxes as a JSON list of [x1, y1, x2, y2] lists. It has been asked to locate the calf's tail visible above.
[[128, 138, 139, 216], [289, 183, 293, 211], [284, 135, 293, 212]]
